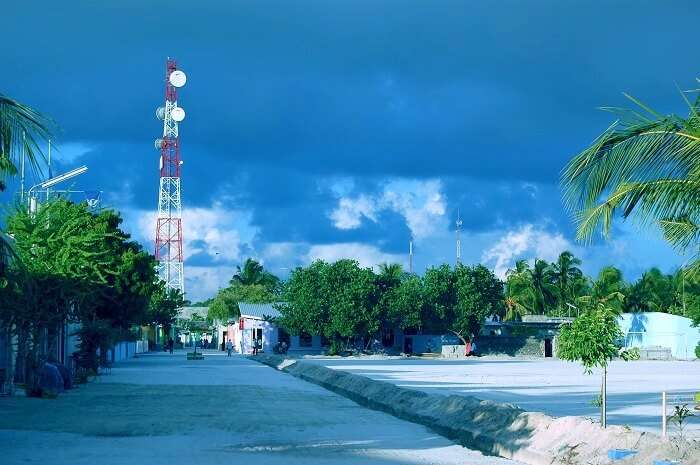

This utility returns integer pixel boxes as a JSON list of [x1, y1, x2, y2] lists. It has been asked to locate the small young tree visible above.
[[557, 303, 623, 428]]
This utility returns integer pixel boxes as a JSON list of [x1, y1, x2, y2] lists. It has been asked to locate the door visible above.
[[544, 339, 553, 357]]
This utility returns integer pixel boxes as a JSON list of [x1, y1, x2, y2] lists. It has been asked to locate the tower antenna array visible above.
[[154, 58, 187, 295], [456, 208, 462, 266]]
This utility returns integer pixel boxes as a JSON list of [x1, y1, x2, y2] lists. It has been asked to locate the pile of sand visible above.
[[253, 354, 700, 465]]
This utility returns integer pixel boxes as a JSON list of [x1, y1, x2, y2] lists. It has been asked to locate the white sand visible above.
[[0, 351, 522, 465], [304, 357, 700, 436]]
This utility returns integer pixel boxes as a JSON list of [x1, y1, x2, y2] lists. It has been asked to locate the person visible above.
[[465, 339, 472, 357], [470, 339, 477, 357], [280, 341, 288, 354], [168, 337, 174, 354], [226, 339, 233, 357], [253, 338, 259, 355]]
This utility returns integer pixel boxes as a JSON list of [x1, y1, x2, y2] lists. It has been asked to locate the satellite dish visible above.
[[155, 107, 166, 120], [169, 70, 187, 88], [170, 107, 186, 122]]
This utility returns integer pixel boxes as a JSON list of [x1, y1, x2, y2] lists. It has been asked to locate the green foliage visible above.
[[230, 258, 280, 293], [695, 344, 700, 359], [668, 404, 695, 439], [620, 346, 640, 361], [207, 283, 275, 322], [421, 264, 456, 332], [557, 304, 623, 373], [452, 264, 503, 338], [561, 83, 700, 275], [145, 285, 185, 329]]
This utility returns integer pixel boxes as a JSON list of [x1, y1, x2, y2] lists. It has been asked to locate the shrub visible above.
[[695, 343, 700, 360]]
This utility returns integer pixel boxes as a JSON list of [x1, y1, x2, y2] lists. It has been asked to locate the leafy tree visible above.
[[230, 258, 280, 293], [278, 260, 330, 337], [421, 264, 456, 333], [625, 267, 677, 313], [145, 284, 185, 338], [589, 266, 626, 312], [561, 86, 700, 275], [451, 265, 503, 343], [208, 283, 275, 322], [376, 269, 423, 333], [557, 304, 624, 428]]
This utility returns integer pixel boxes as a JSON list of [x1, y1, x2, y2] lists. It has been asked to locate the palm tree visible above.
[[0, 95, 53, 276], [230, 258, 280, 292], [376, 263, 403, 291], [0, 94, 53, 191], [530, 259, 557, 315], [504, 260, 534, 320], [551, 251, 584, 313], [561, 86, 700, 274]]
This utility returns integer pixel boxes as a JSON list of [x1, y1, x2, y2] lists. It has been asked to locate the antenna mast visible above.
[[456, 208, 462, 266], [409, 238, 414, 274], [154, 58, 187, 296]]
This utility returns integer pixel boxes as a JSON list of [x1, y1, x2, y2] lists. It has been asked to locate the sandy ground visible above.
[[0, 351, 522, 465], [304, 356, 700, 437]]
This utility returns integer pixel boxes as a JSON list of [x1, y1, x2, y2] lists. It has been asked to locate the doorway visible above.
[[544, 338, 553, 357]]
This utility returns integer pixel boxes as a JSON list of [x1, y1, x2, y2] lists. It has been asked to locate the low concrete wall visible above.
[[251, 354, 699, 465]]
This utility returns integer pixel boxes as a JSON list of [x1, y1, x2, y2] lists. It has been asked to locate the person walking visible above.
[[168, 337, 174, 354], [226, 339, 233, 357]]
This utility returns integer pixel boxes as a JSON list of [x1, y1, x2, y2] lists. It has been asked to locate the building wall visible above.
[[619, 312, 700, 360]]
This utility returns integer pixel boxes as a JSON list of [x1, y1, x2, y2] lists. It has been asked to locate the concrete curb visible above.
[[250, 354, 699, 465]]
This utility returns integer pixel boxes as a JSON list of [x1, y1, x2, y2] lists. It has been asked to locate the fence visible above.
[[661, 391, 698, 438]]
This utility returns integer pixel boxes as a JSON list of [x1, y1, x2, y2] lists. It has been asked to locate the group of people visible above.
[[224, 337, 263, 356]]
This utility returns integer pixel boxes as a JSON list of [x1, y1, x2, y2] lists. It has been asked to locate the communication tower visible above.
[[154, 58, 187, 295]]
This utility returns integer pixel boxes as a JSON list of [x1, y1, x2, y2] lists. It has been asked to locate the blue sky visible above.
[[1, 1, 696, 301]]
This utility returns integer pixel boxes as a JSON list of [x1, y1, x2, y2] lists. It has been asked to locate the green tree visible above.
[[551, 251, 584, 313], [376, 269, 423, 334], [561, 87, 700, 275], [230, 258, 280, 293], [504, 260, 535, 321], [557, 304, 624, 428], [421, 264, 456, 333], [451, 265, 503, 343], [278, 260, 331, 339], [207, 283, 276, 322], [145, 285, 185, 339], [625, 267, 676, 313]]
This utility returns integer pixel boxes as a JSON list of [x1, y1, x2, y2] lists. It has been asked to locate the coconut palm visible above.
[[0, 94, 53, 191], [0, 95, 53, 277], [530, 259, 558, 314], [561, 85, 700, 274], [504, 260, 534, 320], [230, 258, 280, 292], [551, 251, 584, 312]]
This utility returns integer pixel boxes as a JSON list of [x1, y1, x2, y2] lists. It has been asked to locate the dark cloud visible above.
[[1, 0, 695, 285]]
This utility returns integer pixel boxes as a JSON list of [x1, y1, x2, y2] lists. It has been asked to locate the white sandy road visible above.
[[303, 356, 700, 436], [0, 351, 522, 465]]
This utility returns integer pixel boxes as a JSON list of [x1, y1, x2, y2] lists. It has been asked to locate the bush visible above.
[[695, 343, 700, 359]]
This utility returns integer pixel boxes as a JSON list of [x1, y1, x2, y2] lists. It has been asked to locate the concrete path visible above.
[[0, 351, 522, 465], [304, 356, 700, 437]]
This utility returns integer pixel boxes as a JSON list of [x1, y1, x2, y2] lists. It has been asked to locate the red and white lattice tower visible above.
[[154, 58, 187, 295]]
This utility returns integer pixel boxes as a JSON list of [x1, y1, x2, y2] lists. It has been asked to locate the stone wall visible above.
[[443, 337, 556, 358]]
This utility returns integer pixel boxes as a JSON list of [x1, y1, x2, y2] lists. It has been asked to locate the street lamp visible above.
[[28, 165, 88, 214]]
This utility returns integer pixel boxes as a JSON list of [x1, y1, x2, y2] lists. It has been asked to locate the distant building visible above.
[[215, 302, 322, 354], [619, 312, 700, 360]]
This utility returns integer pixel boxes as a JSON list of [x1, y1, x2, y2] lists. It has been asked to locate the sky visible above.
[[1, 1, 697, 302]]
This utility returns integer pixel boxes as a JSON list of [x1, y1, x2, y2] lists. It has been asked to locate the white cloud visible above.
[[306, 242, 405, 270], [132, 203, 255, 263], [328, 178, 447, 239], [52, 141, 96, 163], [185, 265, 236, 303], [481, 224, 573, 278]]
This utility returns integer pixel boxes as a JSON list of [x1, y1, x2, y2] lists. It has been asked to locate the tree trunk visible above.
[[601, 367, 607, 428], [3, 324, 16, 395]]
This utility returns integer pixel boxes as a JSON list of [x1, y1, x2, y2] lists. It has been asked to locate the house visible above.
[[619, 312, 700, 360], [217, 302, 323, 354]]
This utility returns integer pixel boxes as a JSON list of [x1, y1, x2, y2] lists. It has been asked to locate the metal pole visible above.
[[662, 391, 667, 439], [46, 139, 51, 201], [20, 131, 25, 203], [602, 367, 607, 428]]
